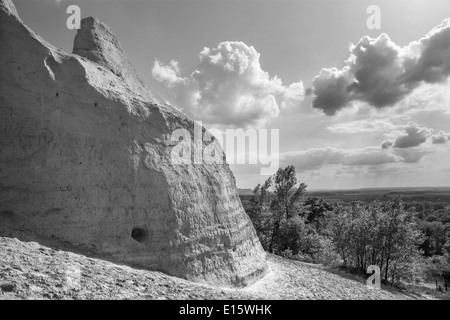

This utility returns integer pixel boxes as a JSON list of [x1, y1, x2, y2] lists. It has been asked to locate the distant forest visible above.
[[240, 166, 450, 291]]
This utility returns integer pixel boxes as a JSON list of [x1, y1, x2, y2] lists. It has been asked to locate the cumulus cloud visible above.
[[152, 60, 183, 86], [432, 130, 450, 144], [311, 67, 351, 116], [392, 122, 433, 148], [381, 122, 433, 149], [152, 41, 304, 127], [311, 19, 450, 115], [381, 140, 394, 149], [386, 122, 433, 148]]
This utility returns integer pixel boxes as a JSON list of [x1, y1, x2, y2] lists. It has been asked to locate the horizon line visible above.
[[237, 186, 450, 192]]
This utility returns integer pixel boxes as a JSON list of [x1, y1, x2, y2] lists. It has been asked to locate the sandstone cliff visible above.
[[0, 0, 267, 287]]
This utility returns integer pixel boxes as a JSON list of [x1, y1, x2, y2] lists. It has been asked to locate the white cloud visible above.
[[311, 19, 450, 115], [389, 122, 433, 148], [151, 60, 183, 86], [432, 130, 450, 144], [381, 140, 394, 149], [152, 41, 305, 127]]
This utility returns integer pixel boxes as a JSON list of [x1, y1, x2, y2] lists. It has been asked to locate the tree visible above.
[[420, 221, 448, 256], [302, 197, 333, 231], [246, 165, 308, 254], [328, 198, 424, 285], [268, 166, 307, 253], [247, 178, 273, 249]]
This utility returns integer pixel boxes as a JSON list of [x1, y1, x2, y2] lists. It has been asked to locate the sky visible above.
[[12, 0, 450, 190]]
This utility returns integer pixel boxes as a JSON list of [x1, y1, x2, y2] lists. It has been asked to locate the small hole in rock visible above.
[[56, 93, 59, 97], [0, 283, 16, 293], [1, 210, 14, 217], [131, 227, 147, 243]]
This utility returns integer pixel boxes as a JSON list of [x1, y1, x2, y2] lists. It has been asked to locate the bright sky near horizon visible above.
[[12, 0, 450, 190]]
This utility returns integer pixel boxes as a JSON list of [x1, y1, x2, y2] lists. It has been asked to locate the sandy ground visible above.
[[0, 236, 431, 300]]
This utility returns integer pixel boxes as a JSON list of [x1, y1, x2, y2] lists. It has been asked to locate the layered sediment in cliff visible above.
[[0, 0, 267, 287]]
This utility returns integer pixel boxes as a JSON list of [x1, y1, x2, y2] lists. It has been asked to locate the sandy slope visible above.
[[0, 236, 425, 300]]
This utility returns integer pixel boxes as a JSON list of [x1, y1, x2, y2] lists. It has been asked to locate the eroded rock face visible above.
[[0, 0, 267, 287]]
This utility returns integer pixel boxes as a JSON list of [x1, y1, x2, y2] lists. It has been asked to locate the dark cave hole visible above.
[[131, 227, 147, 243]]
